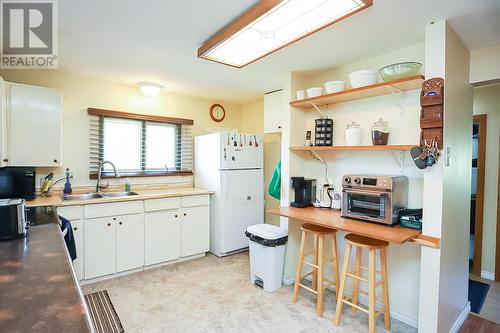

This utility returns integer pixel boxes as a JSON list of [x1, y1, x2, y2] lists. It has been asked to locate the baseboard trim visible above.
[[80, 253, 206, 285], [449, 302, 471, 333], [297, 275, 418, 328], [282, 275, 295, 286], [481, 271, 495, 281]]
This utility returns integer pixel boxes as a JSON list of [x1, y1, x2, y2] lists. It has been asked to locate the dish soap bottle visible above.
[[124, 178, 131, 192], [63, 168, 72, 194]]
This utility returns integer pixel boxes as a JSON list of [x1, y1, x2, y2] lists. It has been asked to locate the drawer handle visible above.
[[107, 223, 111, 227], [2, 158, 8, 162], [113, 217, 116, 220], [119, 222, 123, 225], [54, 159, 58, 163]]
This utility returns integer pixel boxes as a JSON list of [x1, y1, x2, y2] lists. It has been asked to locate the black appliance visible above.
[[0, 199, 29, 240], [290, 177, 316, 208], [0, 167, 36, 200]]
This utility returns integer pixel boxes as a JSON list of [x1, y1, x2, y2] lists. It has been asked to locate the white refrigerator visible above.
[[195, 132, 264, 257]]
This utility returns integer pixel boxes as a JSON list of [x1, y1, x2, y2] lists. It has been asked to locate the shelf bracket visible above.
[[389, 150, 405, 174], [387, 85, 406, 116], [308, 101, 327, 117]]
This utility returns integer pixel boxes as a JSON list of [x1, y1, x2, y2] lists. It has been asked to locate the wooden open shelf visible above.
[[290, 75, 424, 109], [290, 145, 416, 152]]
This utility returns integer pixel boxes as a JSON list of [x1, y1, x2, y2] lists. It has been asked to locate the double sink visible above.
[[62, 192, 139, 201]]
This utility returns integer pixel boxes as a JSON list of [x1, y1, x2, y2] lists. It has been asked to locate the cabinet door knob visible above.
[[183, 213, 187, 216], [3, 159, 8, 162], [54, 159, 58, 163], [278, 126, 282, 129], [113, 217, 116, 220], [174, 214, 178, 218], [73, 227, 77, 231], [107, 223, 111, 227], [119, 221, 123, 225]]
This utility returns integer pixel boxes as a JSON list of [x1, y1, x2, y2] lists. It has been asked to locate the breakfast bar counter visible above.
[[0, 206, 93, 332], [268, 207, 439, 248]]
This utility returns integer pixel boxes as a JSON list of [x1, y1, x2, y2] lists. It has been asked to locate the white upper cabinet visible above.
[[264, 89, 284, 134], [2, 81, 62, 167]]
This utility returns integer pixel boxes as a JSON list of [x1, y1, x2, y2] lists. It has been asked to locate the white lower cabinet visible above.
[[57, 206, 84, 281], [116, 214, 144, 272], [60, 194, 210, 281], [181, 205, 210, 257], [84, 217, 116, 280], [71, 220, 84, 281], [144, 210, 181, 265]]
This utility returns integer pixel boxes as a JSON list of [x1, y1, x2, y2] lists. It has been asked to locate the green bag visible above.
[[268, 160, 281, 200]]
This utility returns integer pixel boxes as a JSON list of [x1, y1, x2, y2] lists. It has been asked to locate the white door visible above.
[[144, 210, 181, 265], [116, 214, 144, 272], [181, 205, 210, 257], [84, 217, 116, 279], [72, 220, 84, 281], [264, 90, 283, 133], [7, 83, 62, 166], [220, 169, 264, 254]]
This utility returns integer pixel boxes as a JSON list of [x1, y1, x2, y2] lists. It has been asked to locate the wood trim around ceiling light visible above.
[[87, 108, 194, 125], [197, 0, 373, 68]]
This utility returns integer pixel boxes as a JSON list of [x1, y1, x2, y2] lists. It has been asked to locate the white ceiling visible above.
[[59, 0, 500, 104]]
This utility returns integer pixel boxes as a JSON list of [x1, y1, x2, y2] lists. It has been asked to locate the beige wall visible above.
[[470, 43, 500, 85], [0, 69, 243, 188], [473, 84, 500, 277]]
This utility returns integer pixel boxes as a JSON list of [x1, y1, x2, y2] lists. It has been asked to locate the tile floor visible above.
[[83, 252, 416, 333]]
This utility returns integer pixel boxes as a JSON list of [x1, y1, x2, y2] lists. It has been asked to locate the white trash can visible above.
[[245, 224, 288, 292]]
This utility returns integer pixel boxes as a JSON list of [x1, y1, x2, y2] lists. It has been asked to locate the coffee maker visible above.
[[290, 177, 316, 208]]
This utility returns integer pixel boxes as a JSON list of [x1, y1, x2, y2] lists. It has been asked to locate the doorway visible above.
[[470, 114, 486, 276]]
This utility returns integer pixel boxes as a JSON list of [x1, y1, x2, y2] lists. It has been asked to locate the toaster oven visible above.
[[341, 174, 408, 225]]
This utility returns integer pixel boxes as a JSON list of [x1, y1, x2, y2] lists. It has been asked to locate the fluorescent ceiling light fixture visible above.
[[137, 82, 164, 97], [198, 0, 372, 68]]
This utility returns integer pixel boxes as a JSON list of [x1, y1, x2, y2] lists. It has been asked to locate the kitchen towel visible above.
[[269, 160, 281, 200], [59, 215, 77, 261]]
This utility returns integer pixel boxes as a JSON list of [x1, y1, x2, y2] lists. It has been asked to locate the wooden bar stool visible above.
[[335, 234, 390, 333], [292, 223, 340, 317]]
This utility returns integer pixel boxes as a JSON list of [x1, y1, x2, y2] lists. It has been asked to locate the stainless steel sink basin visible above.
[[61, 191, 138, 201], [62, 193, 103, 201], [100, 191, 139, 198]]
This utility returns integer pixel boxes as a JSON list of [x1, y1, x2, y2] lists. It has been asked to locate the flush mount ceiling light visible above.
[[137, 82, 164, 97], [198, 0, 372, 68]]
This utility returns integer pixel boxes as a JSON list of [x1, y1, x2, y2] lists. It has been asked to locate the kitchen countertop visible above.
[[0, 206, 93, 332], [27, 187, 214, 207], [269, 207, 440, 247]]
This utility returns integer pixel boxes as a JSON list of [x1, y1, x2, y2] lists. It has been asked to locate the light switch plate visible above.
[[444, 146, 451, 166]]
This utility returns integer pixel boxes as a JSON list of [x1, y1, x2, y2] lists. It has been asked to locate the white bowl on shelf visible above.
[[348, 70, 378, 88], [306, 87, 323, 98], [296, 90, 305, 100], [324, 80, 345, 94]]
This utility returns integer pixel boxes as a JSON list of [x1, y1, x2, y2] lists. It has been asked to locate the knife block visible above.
[[420, 78, 444, 149]]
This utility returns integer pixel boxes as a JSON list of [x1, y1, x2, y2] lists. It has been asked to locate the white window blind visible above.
[[89, 114, 193, 177]]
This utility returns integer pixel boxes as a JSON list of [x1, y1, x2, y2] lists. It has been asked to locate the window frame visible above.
[[88, 108, 193, 179]]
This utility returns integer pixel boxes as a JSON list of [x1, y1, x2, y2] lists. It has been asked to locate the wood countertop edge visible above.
[[27, 188, 214, 207], [268, 207, 440, 248]]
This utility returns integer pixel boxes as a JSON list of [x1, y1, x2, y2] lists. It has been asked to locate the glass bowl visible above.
[[378, 62, 422, 81]]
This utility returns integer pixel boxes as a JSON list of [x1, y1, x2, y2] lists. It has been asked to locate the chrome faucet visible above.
[[96, 160, 120, 193]]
